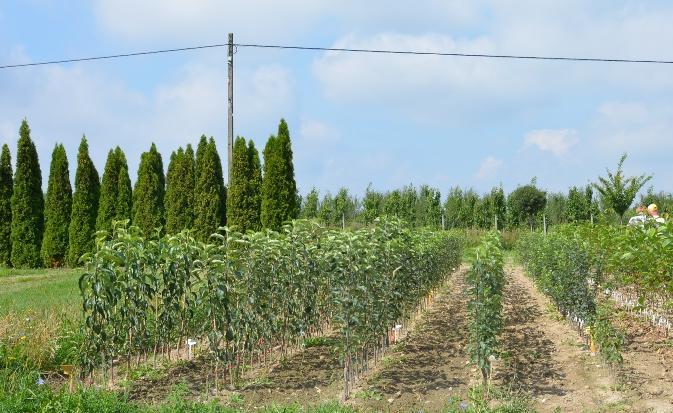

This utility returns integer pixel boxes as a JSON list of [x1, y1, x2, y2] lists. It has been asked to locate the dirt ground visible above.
[[129, 264, 673, 412]]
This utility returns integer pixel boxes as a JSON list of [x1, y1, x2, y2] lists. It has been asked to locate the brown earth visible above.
[[500, 265, 623, 412], [128, 263, 673, 412], [349, 265, 473, 412], [613, 306, 673, 413]]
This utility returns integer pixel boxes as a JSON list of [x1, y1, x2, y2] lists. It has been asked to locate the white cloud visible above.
[[0, 54, 293, 184], [299, 119, 340, 145], [476, 156, 502, 180], [592, 101, 673, 157], [524, 129, 578, 157]]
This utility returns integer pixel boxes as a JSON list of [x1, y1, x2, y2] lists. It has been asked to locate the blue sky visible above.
[[2, 1, 673, 198]]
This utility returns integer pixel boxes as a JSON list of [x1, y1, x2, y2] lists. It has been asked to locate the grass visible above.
[[0, 267, 82, 315]]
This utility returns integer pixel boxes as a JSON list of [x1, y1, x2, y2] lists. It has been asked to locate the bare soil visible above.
[[500, 265, 623, 412], [349, 265, 473, 412], [128, 263, 673, 412]]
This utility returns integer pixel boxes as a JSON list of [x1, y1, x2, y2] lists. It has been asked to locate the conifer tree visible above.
[[41, 144, 72, 267], [67, 137, 100, 266], [261, 119, 298, 230], [11, 120, 44, 268], [165, 145, 195, 234], [132, 143, 165, 237], [193, 137, 225, 241], [96, 149, 121, 232], [0, 144, 13, 266], [247, 140, 262, 230], [227, 137, 262, 232], [115, 148, 132, 222]]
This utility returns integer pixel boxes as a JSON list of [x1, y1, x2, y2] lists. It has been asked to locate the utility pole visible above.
[[227, 33, 234, 183]]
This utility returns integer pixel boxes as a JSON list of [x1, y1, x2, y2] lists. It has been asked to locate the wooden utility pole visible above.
[[227, 33, 234, 182]]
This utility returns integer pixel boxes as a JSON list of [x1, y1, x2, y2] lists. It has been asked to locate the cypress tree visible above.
[[96, 149, 121, 232], [193, 137, 225, 241], [261, 119, 298, 230], [226, 137, 246, 230], [115, 148, 132, 222], [67, 137, 100, 266], [247, 140, 262, 230], [132, 143, 165, 237], [227, 137, 262, 232], [0, 144, 12, 266], [11, 120, 44, 268], [165, 145, 195, 234], [41, 144, 72, 267]]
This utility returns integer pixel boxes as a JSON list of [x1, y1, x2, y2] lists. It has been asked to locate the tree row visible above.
[[0, 119, 298, 268]]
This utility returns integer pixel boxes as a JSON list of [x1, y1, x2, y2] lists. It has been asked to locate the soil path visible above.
[[351, 265, 474, 412], [500, 264, 623, 412], [614, 306, 673, 412]]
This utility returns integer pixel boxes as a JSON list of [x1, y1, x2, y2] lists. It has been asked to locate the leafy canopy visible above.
[[593, 153, 651, 222]]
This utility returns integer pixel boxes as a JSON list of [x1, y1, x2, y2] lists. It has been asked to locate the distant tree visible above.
[[0, 144, 13, 266], [132, 143, 165, 237], [508, 182, 547, 230], [261, 119, 298, 230], [333, 187, 356, 228], [165, 146, 195, 234], [444, 187, 464, 229], [11, 120, 44, 268], [473, 195, 492, 229], [566, 186, 591, 222], [490, 186, 506, 230], [41, 144, 72, 267], [416, 185, 441, 228], [318, 193, 334, 225], [68, 137, 100, 266], [301, 188, 320, 220], [362, 184, 383, 225], [593, 154, 652, 224], [545, 192, 567, 226]]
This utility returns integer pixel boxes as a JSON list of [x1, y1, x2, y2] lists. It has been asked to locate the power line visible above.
[[2, 41, 673, 70]]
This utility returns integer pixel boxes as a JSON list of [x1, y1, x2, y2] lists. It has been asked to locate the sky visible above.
[[2, 1, 673, 198]]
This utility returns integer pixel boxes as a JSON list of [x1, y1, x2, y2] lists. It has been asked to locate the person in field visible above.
[[627, 204, 648, 226], [647, 203, 665, 224]]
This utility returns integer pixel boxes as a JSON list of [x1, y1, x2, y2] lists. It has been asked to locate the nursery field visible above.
[[2, 223, 673, 412]]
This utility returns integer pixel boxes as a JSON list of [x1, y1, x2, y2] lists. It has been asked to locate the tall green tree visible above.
[[68, 137, 100, 266], [0, 144, 12, 266], [11, 120, 44, 268], [507, 181, 547, 230], [227, 137, 262, 232], [41, 144, 72, 267], [333, 187, 357, 228], [165, 145, 195, 234], [246, 140, 262, 230], [97, 148, 120, 232], [416, 185, 441, 228], [300, 188, 320, 220], [132, 143, 165, 237], [261, 119, 298, 230], [490, 186, 507, 230], [362, 184, 383, 225], [318, 193, 334, 225], [593, 153, 651, 224], [193, 137, 225, 241], [114, 148, 132, 222]]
